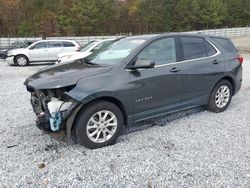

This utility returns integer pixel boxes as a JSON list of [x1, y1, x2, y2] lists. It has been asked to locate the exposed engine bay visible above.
[[27, 86, 77, 132]]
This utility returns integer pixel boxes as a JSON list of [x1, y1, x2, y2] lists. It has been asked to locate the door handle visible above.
[[213, 60, 220, 64], [170, 67, 181, 73]]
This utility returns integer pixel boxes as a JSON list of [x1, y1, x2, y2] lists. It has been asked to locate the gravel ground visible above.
[[0, 58, 250, 188]]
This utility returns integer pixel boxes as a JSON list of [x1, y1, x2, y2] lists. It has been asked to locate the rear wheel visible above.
[[74, 100, 124, 149], [208, 80, 233, 113], [15, 55, 29, 66]]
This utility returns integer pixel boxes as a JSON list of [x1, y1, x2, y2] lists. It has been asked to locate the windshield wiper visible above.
[[82, 59, 100, 66]]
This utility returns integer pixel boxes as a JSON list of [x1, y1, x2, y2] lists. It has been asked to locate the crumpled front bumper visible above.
[[6, 56, 15, 65], [30, 92, 78, 132]]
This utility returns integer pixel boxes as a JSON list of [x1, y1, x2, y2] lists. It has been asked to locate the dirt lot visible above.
[[0, 57, 250, 187]]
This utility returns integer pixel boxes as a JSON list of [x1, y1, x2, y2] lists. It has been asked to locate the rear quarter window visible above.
[[211, 37, 237, 53], [63, 41, 75, 47], [205, 40, 217, 56]]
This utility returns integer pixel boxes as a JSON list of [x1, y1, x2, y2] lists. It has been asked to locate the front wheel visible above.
[[74, 100, 124, 149], [208, 80, 233, 113], [15, 55, 29, 66]]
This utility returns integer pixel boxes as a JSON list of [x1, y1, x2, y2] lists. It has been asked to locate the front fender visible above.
[[64, 72, 132, 143], [65, 71, 131, 105]]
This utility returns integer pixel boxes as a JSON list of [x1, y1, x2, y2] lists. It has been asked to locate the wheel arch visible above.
[[210, 76, 236, 96], [219, 76, 236, 95], [71, 96, 128, 132], [14, 54, 29, 65]]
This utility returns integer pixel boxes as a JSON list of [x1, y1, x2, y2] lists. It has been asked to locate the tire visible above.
[[74, 100, 124, 149], [208, 80, 233, 113], [15, 55, 29, 66]]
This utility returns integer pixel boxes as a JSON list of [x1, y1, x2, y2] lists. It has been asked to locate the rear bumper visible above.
[[6, 56, 15, 65], [234, 65, 243, 95]]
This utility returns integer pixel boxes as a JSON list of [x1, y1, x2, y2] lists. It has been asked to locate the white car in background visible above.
[[56, 39, 115, 64], [6, 40, 80, 66]]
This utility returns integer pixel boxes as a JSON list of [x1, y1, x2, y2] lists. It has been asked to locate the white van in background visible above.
[[6, 40, 80, 66]]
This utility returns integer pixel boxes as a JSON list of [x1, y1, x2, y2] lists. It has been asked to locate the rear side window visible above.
[[211, 37, 237, 53], [180, 37, 207, 60], [63, 41, 75, 47], [48, 41, 63, 48]]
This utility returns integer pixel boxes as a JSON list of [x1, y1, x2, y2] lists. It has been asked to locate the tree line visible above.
[[0, 0, 249, 37]]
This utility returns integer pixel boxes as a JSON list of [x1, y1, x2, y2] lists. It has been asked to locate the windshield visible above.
[[84, 38, 146, 65], [80, 41, 98, 52]]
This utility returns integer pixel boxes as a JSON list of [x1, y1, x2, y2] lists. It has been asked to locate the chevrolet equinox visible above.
[[24, 34, 243, 149]]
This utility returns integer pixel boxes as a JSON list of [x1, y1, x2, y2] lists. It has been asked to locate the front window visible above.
[[137, 37, 176, 66], [33, 42, 47, 49], [80, 41, 98, 52], [84, 38, 146, 65]]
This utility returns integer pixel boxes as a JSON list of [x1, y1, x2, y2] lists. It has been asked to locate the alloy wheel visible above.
[[17, 56, 27, 66], [86, 110, 118, 143], [215, 85, 230, 108]]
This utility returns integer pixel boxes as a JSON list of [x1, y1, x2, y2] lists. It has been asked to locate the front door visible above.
[[29, 41, 49, 61], [129, 37, 183, 122]]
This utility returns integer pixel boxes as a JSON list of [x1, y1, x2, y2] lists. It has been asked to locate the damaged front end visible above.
[[27, 85, 78, 132]]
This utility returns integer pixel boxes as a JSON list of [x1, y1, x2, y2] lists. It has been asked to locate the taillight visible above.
[[237, 55, 243, 64], [76, 46, 80, 51]]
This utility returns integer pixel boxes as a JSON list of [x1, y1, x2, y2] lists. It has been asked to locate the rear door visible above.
[[48, 41, 64, 61], [178, 36, 224, 107], [62, 41, 77, 52], [129, 37, 183, 121], [28, 41, 49, 61]]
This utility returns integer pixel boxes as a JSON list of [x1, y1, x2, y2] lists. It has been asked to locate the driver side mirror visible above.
[[127, 59, 155, 70]]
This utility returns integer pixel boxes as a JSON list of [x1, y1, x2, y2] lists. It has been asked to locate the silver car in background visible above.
[[6, 40, 80, 66]]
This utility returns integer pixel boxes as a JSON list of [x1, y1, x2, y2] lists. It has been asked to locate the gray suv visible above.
[[24, 34, 243, 149]]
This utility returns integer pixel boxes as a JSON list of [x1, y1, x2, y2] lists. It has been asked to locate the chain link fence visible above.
[[1, 27, 250, 52], [0, 35, 124, 49], [187, 27, 250, 37]]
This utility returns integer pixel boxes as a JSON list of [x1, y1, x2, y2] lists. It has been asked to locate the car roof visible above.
[[125, 33, 229, 40], [37, 39, 77, 42]]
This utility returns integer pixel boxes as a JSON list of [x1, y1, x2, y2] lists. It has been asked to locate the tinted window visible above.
[[80, 41, 99, 52], [205, 40, 217, 56], [34, 42, 47, 49], [48, 41, 63, 48], [92, 41, 113, 52], [211, 37, 237, 53], [63, 41, 75, 47], [137, 37, 176, 65], [181, 37, 207, 60]]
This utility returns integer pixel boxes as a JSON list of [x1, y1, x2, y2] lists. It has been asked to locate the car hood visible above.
[[24, 60, 112, 89], [8, 48, 27, 54]]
